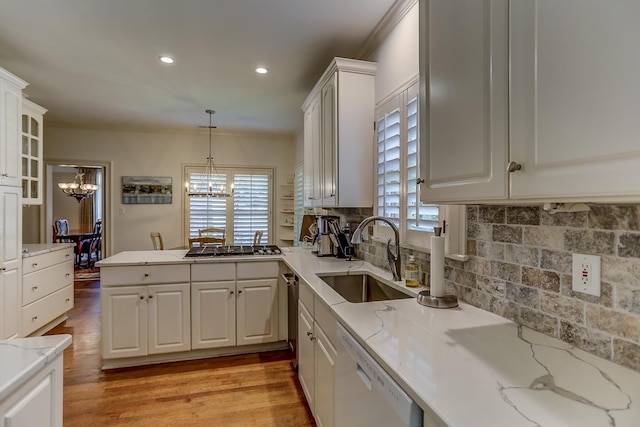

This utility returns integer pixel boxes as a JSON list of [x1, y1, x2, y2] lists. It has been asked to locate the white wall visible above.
[[369, 2, 419, 104], [41, 126, 296, 254]]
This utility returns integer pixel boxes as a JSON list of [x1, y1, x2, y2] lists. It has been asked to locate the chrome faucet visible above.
[[350, 216, 401, 281]]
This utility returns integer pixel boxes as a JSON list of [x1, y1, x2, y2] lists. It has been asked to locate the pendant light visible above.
[[186, 109, 234, 198], [58, 170, 98, 202]]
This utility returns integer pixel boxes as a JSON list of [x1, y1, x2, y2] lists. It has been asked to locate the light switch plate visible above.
[[572, 253, 601, 296]]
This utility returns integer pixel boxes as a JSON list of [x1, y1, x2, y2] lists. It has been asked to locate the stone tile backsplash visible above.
[[334, 205, 640, 373]]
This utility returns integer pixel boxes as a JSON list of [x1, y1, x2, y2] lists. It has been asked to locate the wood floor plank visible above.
[[46, 279, 316, 426]]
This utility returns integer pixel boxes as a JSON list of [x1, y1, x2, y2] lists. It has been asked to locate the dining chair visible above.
[[189, 237, 224, 248], [198, 227, 225, 245], [150, 232, 164, 250]]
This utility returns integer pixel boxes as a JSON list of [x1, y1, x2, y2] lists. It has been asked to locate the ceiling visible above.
[[0, 0, 399, 134]]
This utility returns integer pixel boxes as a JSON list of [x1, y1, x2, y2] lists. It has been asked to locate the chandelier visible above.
[[186, 109, 234, 198], [57, 171, 98, 202]]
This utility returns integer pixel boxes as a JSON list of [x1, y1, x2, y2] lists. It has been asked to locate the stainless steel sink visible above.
[[318, 273, 413, 303]]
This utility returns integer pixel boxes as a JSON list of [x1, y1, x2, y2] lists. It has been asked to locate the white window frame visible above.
[[183, 165, 274, 246], [374, 79, 466, 256]]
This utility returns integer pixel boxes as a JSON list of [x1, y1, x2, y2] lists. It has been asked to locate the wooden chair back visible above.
[[150, 232, 164, 250], [253, 230, 263, 246], [197, 227, 225, 245], [189, 237, 224, 248]]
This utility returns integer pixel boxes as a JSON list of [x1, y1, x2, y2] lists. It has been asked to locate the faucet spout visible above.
[[351, 216, 401, 281]]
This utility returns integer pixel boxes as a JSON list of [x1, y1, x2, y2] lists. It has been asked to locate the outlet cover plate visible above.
[[572, 253, 601, 297]]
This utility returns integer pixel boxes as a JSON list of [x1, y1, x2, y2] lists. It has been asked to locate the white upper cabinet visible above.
[[420, 0, 640, 204], [420, 0, 508, 203], [0, 67, 28, 188], [302, 58, 376, 208], [21, 99, 47, 204]]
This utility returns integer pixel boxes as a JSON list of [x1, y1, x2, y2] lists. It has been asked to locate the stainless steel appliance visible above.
[[281, 272, 299, 369], [313, 216, 354, 259], [184, 244, 282, 257], [335, 323, 423, 427]]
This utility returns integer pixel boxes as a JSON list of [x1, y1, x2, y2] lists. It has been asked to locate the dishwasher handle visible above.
[[281, 273, 295, 286]]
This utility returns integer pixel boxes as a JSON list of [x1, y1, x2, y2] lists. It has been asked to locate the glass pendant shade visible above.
[[58, 171, 98, 202]]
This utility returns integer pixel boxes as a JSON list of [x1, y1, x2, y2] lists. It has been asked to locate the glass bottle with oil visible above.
[[405, 255, 420, 287]]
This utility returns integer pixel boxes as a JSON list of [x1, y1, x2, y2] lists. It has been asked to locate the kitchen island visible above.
[[97, 248, 640, 426]]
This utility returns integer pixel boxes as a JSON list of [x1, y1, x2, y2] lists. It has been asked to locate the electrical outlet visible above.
[[572, 253, 601, 296]]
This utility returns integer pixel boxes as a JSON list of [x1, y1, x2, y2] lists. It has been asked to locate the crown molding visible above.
[[356, 0, 418, 60]]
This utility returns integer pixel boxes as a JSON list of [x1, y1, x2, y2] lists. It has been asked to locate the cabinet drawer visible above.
[[22, 260, 73, 306], [101, 264, 190, 286], [22, 247, 74, 274], [191, 263, 235, 282], [22, 285, 74, 336], [299, 279, 314, 317], [237, 261, 279, 280]]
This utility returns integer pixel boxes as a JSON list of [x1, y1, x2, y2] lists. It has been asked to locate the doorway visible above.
[[39, 160, 111, 260]]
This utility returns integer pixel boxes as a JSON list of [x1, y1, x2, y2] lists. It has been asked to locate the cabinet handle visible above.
[[507, 161, 522, 173], [65, 253, 71, 258], [32, 315, 38, 320], [144, 273, 150, 277], [306, 331, 313, 337], [148, 295, 153, 299], [230, 290, 234, 295], [0, 267, 5, 271], [1, 173, 8, 177], [32, 286, 38, 291], [416, 178, 425, 185], [32, 262, 38, 267], [66, 273, 71, 277], [238, 290, 242, 294], [66, 298, 70, 303]]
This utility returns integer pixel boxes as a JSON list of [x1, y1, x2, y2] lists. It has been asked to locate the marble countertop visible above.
[[95, 247, 640, 426], [95, 249, 285, 266], [22, 243, 75, 258], [0, 334, 72, 401]]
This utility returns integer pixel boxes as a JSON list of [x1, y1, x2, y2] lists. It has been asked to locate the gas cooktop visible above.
[[184, 245, 282, 258]]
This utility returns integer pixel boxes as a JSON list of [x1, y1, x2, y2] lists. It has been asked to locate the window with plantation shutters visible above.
[[185, 166, 273, 245], [374, 80, 443, 249], [233, 172, 270, 245]]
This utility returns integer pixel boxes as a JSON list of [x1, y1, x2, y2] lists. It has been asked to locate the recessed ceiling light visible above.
[[159, 56, 174, 64], [255, 67, 268, 74]]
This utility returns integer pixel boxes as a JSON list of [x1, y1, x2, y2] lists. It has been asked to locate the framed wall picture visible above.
[[122, 176, 172, 204]]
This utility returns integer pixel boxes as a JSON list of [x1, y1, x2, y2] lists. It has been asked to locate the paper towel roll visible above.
[[430, 231, 445, 297]]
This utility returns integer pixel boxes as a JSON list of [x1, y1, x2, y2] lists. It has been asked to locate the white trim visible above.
[[357, 0, 419, 60]]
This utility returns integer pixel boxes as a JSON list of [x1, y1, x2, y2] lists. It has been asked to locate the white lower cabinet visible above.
[[297, 279, 337, 427], [101, 283, 190, 359], [21, 246, 74, 336], [191, 262, 280, 349], [0, 353, 63, 427]]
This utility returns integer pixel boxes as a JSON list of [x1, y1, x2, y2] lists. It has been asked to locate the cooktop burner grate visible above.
[[184, 245, 282, 257]]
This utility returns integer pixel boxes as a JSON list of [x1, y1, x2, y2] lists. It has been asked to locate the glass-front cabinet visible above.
[[21, 99, 47, 204]]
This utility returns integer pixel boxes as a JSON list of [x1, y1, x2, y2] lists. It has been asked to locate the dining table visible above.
[[55, 230, 97, 266]]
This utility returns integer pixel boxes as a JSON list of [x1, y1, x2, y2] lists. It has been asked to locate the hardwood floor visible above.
[[46, 279, 316, 426]]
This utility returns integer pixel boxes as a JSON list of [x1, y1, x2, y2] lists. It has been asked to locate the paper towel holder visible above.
[[417, 291, 459, 309], [417, 226, 459, 309]]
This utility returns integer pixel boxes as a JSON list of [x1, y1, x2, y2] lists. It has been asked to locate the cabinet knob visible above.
[[306, 331, 313, 337], [238, 290, 242, 294], [66, 273, 71, 277], [1, 173, 8, 177], [66, 298, 70, 303], [507, 161, 522, 173], [32, 262, 38, 267], [32, 286, 38, 291], [140, 295, 145, 300], [32, 315, 38, 320], [65, 253, 71, 258], [0, 267, 6, 271], [144, 273, 150, 277], [415, 178, 425, 185], [148, 295, 153, 299], [230, 290, 234, 295]]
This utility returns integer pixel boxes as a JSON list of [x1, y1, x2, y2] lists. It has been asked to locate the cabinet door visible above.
[[510, 0, 640, 200], [191, 281, 236, 349], [148, 283, 191, 355], [297, 300, 315, 413], [419, 0, 508, 203], [1, 186, 21, 339], [236, 278, 278, 345], [101, 286, 147, 358], [0, 78, 22, 187], [314, 324, 336, 427], [321, 74, 337, 207], [20, 100, 46, 204], [304, 94, 322, 207]]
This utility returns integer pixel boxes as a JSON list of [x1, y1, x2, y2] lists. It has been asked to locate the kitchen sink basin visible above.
[[317, 273, 413, 303]]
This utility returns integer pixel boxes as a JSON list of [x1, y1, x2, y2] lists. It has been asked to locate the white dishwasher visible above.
[[335, 323, 423, 427]]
